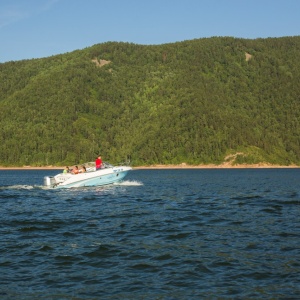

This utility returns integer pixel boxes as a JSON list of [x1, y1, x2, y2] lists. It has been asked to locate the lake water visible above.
[[0, 168, 299, 299]]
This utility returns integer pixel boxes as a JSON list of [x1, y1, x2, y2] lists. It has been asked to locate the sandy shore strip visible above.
[[0, 166, 63, 170], [134, 163, 299, 169], [0, 163, 298, 170]]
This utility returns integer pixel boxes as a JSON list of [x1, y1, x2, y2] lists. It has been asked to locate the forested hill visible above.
[[1, 36, 300, 167]]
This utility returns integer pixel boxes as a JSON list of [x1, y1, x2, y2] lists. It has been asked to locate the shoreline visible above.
[[133, 163, 299, 169], [0, 163, 299, 170]]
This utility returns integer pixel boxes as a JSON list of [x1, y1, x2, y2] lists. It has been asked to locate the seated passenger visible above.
[[72, 166, 79, 174]]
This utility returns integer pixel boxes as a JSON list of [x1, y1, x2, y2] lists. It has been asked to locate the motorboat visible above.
[[44, 161, 132, 189]]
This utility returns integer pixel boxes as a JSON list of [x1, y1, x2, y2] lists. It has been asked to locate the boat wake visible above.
[[0, 185, 36, 190], [0, 181, 143, 191], [116, 180, 143, 186]]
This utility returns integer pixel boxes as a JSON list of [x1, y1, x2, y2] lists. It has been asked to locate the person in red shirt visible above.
[[95, 156, 102, 170]]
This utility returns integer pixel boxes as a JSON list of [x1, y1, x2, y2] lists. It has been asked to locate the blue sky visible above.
[[0, 0, 299, 62]]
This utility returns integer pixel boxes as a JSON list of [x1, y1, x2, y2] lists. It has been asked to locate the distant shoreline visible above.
[[0, 166, 63, 170], [133, 163, 299, 169], [134, 164, 299, 169], [0, 163, 299, 170]]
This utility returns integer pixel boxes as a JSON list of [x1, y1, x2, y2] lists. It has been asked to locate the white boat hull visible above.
[[44, 165, 132, 189]]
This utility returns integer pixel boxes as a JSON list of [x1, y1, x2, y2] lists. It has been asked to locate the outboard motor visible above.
[[44, 176, 56, 187]]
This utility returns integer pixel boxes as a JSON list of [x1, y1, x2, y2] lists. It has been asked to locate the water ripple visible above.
[[0, 169, 300, 298]]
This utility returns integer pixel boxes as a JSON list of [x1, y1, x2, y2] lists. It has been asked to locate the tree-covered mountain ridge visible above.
[[0, 36, 300, 167]]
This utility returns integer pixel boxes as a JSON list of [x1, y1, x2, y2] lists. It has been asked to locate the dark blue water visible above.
[[0, 169, 299, 299]]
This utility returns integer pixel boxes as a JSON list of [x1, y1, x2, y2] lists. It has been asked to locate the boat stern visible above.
[[44, 176, 56, 187]]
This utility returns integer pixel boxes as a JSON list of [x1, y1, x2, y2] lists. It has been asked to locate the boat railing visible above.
[[115, 160, 131, 166], [67, 161, 130, 174], [101, 161, 113, 169]]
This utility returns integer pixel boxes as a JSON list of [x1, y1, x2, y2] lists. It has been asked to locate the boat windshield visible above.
[[83, 161, 114, 169]]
